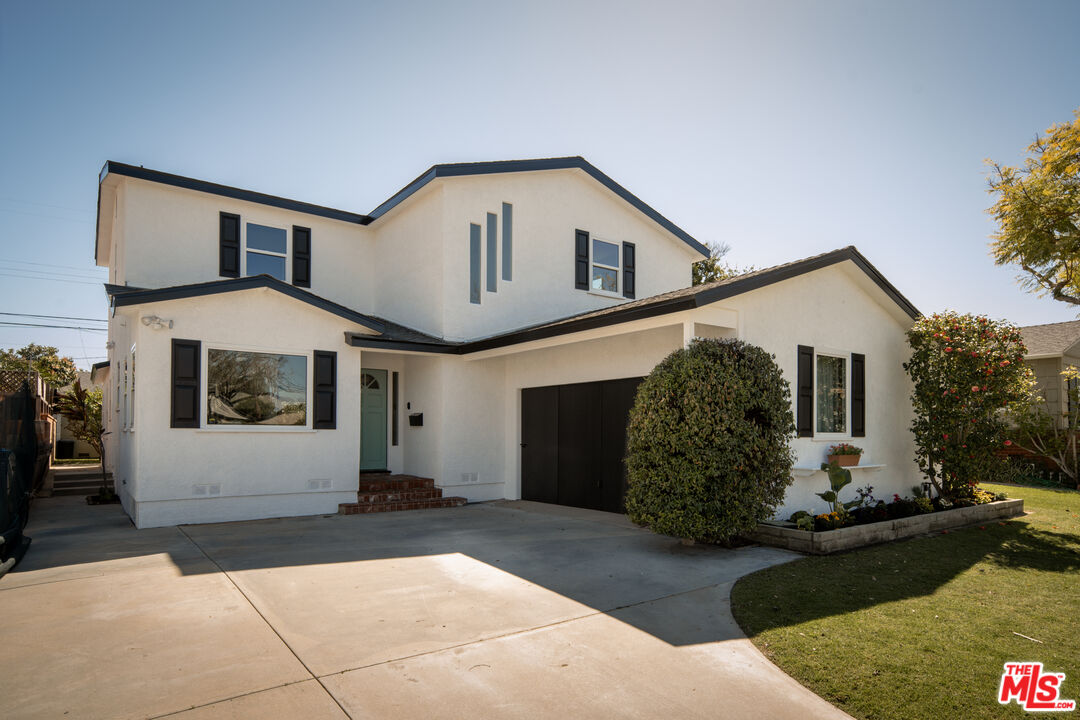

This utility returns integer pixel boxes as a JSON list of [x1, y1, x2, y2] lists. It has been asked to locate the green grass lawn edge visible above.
[[731, 483, 1080, 720]]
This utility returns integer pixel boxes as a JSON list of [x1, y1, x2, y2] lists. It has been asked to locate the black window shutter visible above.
[[622, 242, 636, 299], [171, 339, 201, 428], [797, 345, 814, 437], [219, 212, 240, 278], [575, 229, 589, 290], [293, 226, 311, 287], [313, 350, 336, 429], [851, 353, 866, 437]]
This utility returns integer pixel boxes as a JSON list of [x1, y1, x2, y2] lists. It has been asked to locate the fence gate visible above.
[[0, 372, 47, 571]]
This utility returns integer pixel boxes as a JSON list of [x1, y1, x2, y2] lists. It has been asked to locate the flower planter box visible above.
[[826, 454, 860, 467], [747, 498, 1025, 555]]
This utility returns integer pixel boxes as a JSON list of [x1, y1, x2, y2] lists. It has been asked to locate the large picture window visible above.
[[207, 349, 307, 426], [816, 353, 847, 434]]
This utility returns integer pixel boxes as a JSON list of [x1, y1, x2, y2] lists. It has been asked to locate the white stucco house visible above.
[[94, 157, 922, 529]]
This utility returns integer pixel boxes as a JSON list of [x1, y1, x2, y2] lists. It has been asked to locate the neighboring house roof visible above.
[[1019, 319, 1080, 358], [346, 246, 920, 355], [89, 360, 109, 385], [96, 157, 707, 262], [104, 275, 387, 334]]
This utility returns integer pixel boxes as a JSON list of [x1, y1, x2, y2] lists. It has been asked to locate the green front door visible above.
[[360, 369, 388, 471]]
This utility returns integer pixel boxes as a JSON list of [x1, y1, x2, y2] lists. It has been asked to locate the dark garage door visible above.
[[520, 377, 643, 513]]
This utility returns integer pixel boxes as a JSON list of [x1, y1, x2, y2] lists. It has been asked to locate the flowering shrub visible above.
[[828, 443, 863, 456], [903, 312, 1032, 499]]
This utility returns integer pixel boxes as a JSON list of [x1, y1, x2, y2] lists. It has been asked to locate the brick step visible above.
[[356, 488, 443, 504], [339, 496, 467, 515], [52, 471, 112, 482], [357, 474, 435, 492]]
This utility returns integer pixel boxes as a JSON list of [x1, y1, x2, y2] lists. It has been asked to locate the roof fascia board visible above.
[[345, 333, 461, 354], [107, 276, 385, 333], [100, 161, 371, 225]]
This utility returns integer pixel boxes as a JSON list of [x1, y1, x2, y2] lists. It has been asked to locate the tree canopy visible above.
[[691, 241, 754, 286], [0, 343, 79, 388], [988, 108, 1080, 305]]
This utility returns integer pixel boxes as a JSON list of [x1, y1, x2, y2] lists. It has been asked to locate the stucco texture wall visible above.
[[114, 288, 364, 527], [437, 170, 702, 341], [117, 179, 376, 313]]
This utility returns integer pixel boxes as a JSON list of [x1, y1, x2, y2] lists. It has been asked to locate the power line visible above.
[[0, 265, 108, 281], [0, 258, 106, 273], [0, 312, 107, 323], [0, 321, 108, 331], [0, 273, 102, 287]]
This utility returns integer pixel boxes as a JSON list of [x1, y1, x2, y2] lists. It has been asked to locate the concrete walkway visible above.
[[0, 497, 851, 719]]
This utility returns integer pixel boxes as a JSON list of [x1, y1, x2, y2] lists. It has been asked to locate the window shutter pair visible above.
[[573, 231, 636, 297], [218, 213, 311, 287], [169, 340, 336, 429], [795, 346, 865, 438]]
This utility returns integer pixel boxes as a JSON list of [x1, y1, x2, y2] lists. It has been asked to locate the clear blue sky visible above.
[[2, 0, 1079, 369]]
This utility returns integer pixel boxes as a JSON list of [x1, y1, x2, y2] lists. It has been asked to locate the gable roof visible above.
[[367, 157, 708, 256], [1020, 319, 1080, 357], [97, 156, 708, 261], [346, 246, 920, 355], [105, 275, 386, 334]]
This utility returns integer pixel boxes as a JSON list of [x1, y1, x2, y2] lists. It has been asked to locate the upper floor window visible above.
[[575, 229, 636, 299], [219, 213, 310, 287], [591, 239, 620, 294], [245, 223, 288, 281]]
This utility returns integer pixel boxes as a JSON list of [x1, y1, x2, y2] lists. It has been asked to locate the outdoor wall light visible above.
[[922, 481, 933, 498], [140, 315, 173, 330]]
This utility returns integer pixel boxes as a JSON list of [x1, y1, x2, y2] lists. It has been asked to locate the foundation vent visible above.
[[460, 472, 479, 484], [308, 479, 332, 490], [193, 483, 222, 496]]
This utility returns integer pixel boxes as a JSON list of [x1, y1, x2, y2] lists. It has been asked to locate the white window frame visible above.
[[128, 344, 136, 432], [200, 342, 314, 433], [589, 237, 621, 298], [122, 357, 129, 431], [813, 349, 851, 440], [242, 221, 290, 282]]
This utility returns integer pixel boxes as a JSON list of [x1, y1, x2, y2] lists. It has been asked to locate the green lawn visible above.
[[731, 483, 1080, 719]]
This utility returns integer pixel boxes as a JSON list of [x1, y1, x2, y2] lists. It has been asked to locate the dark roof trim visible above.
[[367, 157, 709, 257], [100, 162, 371, 225], [106, 275, 386, 333], [345, 334, 461, 354], [343, 246, 918, 355], [91, 360, 109, 371]]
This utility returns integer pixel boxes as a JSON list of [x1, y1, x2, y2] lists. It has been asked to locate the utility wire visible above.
[[0, 258, 106, 273], [0, 272, 102, 286], [0, 312, 107, 323], [0, 321, 108, 331], [0, 265, 108, 281]]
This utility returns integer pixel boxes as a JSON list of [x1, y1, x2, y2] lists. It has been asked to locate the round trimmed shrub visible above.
[[624, 338, 796, 543]]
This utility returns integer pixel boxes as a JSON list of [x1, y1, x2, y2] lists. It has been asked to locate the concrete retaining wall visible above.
[[749, 498, 1025, 554]]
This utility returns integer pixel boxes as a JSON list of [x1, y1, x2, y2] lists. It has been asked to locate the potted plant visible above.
[[826, 443, 863, 467]]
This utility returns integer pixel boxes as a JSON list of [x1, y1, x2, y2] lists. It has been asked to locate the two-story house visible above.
[[94, 157, 921, 529]]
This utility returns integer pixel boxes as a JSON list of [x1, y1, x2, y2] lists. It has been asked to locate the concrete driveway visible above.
[[0, 497, 849, 719]]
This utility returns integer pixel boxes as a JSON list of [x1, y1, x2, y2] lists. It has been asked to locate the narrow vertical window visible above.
[[392, 371, 399, 446], [469, 223, 481, 304], [502, 202, 512, 281], [486, 212, 497, 292]]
